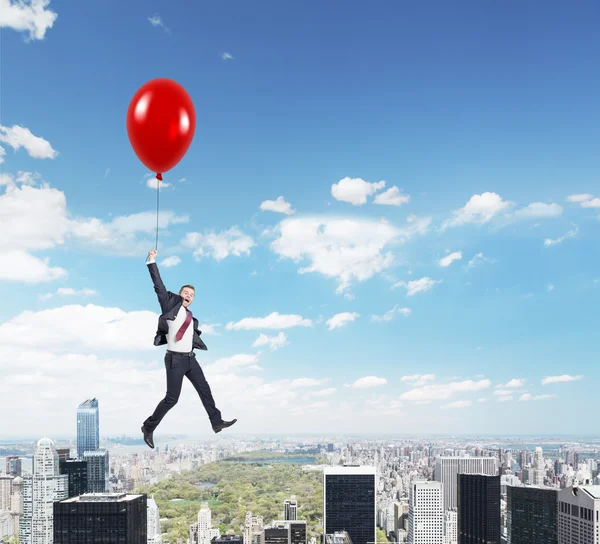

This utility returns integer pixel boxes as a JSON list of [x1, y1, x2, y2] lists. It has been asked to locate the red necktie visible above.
[[176, 309, 192, 341]]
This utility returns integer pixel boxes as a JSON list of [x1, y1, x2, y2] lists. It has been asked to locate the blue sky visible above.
[[0, 0, 599, 438]]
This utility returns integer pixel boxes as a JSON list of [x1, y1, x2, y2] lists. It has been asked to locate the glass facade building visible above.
[[324, 466, 376, 544], [83, 450, 109, 493], [457, 474, 501, 544], [61, 460, 88, 498], [507, 486, 558, 544], [77, 398, 99, 459]]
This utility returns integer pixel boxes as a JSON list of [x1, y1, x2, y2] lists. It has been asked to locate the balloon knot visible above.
[[156, 173, 163, 181]]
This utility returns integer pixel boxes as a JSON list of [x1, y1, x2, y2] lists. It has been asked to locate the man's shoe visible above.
[[141, 425, 154, 448], [212, 419, 237, 433]]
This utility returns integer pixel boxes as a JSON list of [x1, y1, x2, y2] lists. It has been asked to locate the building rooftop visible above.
[[323, 465, 376, 475], [581, 485, 600, 499], [59, 493, 143, 503]]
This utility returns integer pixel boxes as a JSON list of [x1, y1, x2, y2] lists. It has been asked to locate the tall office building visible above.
[[191, 503, 221, 544], [266, 523, 289, 544], [324, 466, 376, 544], [285, 498, 298, 521], [444, 510, 457, 544], [506, 485, 558, 544], [53, 492, 146, 543], [0, 474, 13, 511], [244, 512, 265, 544], [558, 485, 600, 544], [83, 450, 109, 493], [20, 438, 69, 544], [5, 457, 22, 477], [394, 500, 409, 533], [435, 457, 498, 511], [147, 496, 162, 544], [407, 480, 444, 544], [77, 398, 99, 459], [61, 460, 88, 498], [289, 521, 307, 544], [457, 474, 501, 544]]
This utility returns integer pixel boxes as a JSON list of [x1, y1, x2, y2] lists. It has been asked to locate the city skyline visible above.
[[2, 0, 599, 437]]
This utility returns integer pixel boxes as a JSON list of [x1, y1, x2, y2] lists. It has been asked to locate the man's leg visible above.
[[143, 353, 186, 432], [185, 355, 223, 426]]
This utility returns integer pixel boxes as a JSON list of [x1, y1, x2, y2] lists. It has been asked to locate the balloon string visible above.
[[155, 175, 160, 251]]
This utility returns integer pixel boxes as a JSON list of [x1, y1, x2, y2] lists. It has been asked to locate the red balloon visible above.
[[126, 78, 196, 180]]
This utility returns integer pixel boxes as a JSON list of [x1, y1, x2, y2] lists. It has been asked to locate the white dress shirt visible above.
[[147, 258, 194, 352]]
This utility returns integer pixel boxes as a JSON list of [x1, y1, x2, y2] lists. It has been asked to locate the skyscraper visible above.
[[324, 466, 376, 544], [191, 503, 221, 544], [61, 460, 88, 498], [285, 498, 298, 521], [558, 485, 600, 544], [407, 480, 444, 544], [77, 398, 99, 459], [147, 496, 162, 544], [457, 474, 501, 544], [435, 457, 498, 511], [0, 474, 13, 511], [83, 450, 109, 493], [506, 485, 558, 544], [20, 438, 68, 544], [5, 457, 22, 477], [244, 512, 265, 544], [53, 492, 147, 543]]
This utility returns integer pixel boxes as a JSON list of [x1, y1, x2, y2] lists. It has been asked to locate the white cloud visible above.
[[478, 398, 487, 403], [467, 252, 494, 269], [567, 193, 600, 208], [260, 196, 295, 215], [442, 400, 471, 409], [204, 353, 260, 375], [393, 277, 441, 296], [346, 376, 387, 389], [148, 14, 169, 33], [160, 256, 181, 268], [496, 378, 525, 389], [544, 228, 578, 247], [326, 312, 359, 330], [0, 125, 58, 159], [289, 378, 328, 388], [519, 393, 556, 401], [270, 215, 430, 294], [226, 312, 312, 331], [443, 192, 512, 228], [304, 387, 336, 399], [198, 323, 220, 335], [56, 288, 97, 297], [439, 251, 462, 267], [221, 52, 234, 60], [373, 186, 410, 206], [146, 177, 170, 190], [547, 283, 555, 292], [401, 374, 435, 387], [513, 202, 563, 218], [541, 374, 583, 385], [399, 379, 490, 402], [331, 177, 385, 205], [0, 0, 58, 41], [371, 305, 411, 323], [252, 332, 288, 351], [497, 395, 513, 402], [182, 227, 254, 261], [581, 198, 600, 208], [494, 389, 518, 396], [0, 250, 66, 283]]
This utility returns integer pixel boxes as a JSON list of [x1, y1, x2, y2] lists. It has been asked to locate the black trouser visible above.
[[144, 350, 222, 432]]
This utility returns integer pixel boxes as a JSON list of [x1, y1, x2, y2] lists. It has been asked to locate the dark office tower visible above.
[[457, 474, 501, 544], [266, 525, 289, 544], [77, 398, 100, 459], [62, 459, 88, 498], [324, 466, 376, 544], [84, 449, 109, 492], [53, 492, 147, 543], [56, 448, 70, 462], [290, 521, 307, 544], [506, 486, 558, 544], [285, 498, 298, 520], [5, 456, 21, 477]]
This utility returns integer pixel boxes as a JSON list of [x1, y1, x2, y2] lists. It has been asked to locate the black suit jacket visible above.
[[147, 262, 207, 351]]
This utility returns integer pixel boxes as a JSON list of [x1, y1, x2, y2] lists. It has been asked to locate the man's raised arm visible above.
[[146, 250, 172, 311]]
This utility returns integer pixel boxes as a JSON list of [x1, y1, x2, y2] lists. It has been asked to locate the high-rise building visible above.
[[0, 474, 13, 511], [20, 438, 69, 544], [394, 500, 409, 534], [266, 523, 289, 544], [147, 496, 162, 544], [457, 474, 501, 544], [77, 398, 99, 459], [407, 480, 444, 544], [506, 485, 558, 544], [324, 466, 376, 544], [444, 510, 457, 544], [289, 521, 307, 544], [558, 485, 600, 543], [191, 503, 221, 544], [83, 449, 109, 493], [244, 512, 265, 544], [61, 460, 88, 498], [285, 498, 298, 521], [5, 457, 22, 477], [435, 457, 498, 511], [53, 492, 147, 543]]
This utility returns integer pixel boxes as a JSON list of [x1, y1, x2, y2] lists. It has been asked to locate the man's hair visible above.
[[179, 284, 195, 294]]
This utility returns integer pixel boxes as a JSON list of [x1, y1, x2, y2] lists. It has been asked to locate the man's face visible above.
[[180, 287, 195, 308]]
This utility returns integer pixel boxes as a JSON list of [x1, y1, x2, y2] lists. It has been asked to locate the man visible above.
[[141, 249, 237, 448]]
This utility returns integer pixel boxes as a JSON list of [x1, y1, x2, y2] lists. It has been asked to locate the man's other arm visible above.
[[146, 250, 172, 312]]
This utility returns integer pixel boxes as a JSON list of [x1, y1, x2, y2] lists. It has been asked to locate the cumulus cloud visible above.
[[496, 378, 525, 389], [346, 376, 388, 389], [513, 202, 563, 218], [371, 305, 411, 323], [401, 374, 435, 387], [0, 0, 58, 41], [393, 277, 441, 296], [0, 125, 58, 159], [160, 256, 181, 267], [0, 250, 67, 283], [182, 227, 254, 261], [373, 186, 410, 206], [331, 177, 386, 205], [442, 192, 512, 228], [541, 374, 583, 385], [399, 379, 490, 402], [467, 253, 494, 269], [439, 251, 462, 267], [226, 312, 312, 330], [519, 393, 556, 401], [270, 214, 431, 294], [252, 332, 288, 351], [260, 196, 295, 215], [221, 52, 234, 60], [326, 312, 359, 330], [567, 194, 600, 208]]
